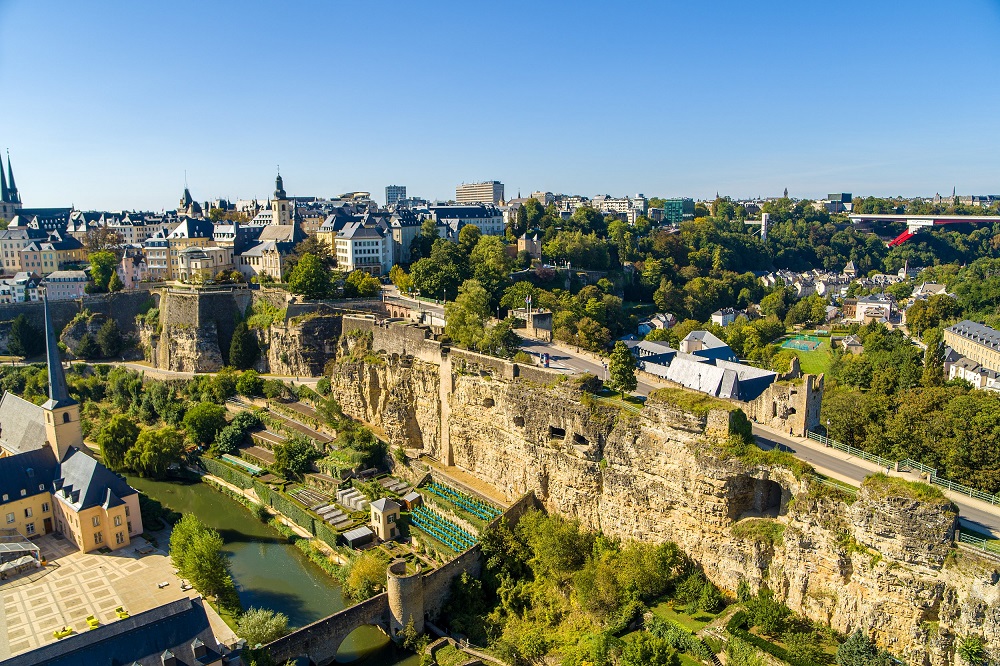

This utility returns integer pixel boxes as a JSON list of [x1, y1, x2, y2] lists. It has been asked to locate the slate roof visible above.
[[682, 330, 728, 349], [947, 320, 1000, 350], [337, 222, 385, 240], [52, 447, 138, 512], [0, 392, 47, 455], [258, 224, 302, 244], [0, 597, 225, 666], [371, 497, 399, 513], [0, 447, 58, 506]]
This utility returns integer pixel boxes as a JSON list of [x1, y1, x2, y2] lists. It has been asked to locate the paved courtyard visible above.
[[0, 533, 236, 659]]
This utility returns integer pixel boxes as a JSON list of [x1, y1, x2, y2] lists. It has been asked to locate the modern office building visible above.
[[456, 181, 504, 205], [662, 198, 695, 225], [386, 185, 407, 207]]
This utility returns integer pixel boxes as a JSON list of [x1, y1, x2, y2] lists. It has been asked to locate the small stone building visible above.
[[370, 498, 400, 541]]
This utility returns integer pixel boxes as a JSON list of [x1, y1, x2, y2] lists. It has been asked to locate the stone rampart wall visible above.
[[0, 291, 155, 353]]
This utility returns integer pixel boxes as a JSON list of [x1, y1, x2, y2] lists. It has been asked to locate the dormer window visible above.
[[19, 489, 25, 497]]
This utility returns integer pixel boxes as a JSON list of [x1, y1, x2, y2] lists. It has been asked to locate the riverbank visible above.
[[127, 473, 419, 664]]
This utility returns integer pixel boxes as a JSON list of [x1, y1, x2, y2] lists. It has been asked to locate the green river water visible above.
[[126, 475, 419, 666]]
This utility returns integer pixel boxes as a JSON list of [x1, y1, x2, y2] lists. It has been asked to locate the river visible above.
[[126, 475, 419, 666]]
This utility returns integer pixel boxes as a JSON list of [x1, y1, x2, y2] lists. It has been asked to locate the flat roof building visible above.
[[456, 181, 504, 205]]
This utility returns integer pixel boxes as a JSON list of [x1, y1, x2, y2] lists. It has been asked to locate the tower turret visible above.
[[41, 291, 82, 460], [271, 169, 291, 225]]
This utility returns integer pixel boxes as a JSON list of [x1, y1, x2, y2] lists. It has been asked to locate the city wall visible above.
[[0, 291, 155, 353]]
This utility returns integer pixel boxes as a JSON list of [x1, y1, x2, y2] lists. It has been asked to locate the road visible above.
[[753, 425, 1000, 535], [518, 338, 1000, 535], [519, 338, 660, 395]]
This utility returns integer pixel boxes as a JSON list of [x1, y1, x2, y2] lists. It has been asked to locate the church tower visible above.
[[271, 169, 291, 226], [41, 292, 82, 461], [0, 151, 23, 221]]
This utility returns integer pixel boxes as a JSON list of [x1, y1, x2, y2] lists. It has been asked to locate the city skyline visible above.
[[1, 0, 999, 210]]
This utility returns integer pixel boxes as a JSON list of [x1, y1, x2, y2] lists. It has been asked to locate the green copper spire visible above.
[[0, 153, 8, 203]]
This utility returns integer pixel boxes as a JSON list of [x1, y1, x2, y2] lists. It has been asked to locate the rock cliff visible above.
[[328, 350, 1000, 666]]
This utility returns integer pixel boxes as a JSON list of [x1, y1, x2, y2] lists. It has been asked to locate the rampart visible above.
[[0, 291, 155, 353]]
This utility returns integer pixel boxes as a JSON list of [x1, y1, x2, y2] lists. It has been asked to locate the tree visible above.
[[744, 588, 789, 637], [88, 251, 118, 292], [108, 270, 124, 293], [388, 264, 412, 292], [237, 607, 289, 647], [470, 235, 512, 301], [229, 321, 260, 370], [75, 333, 100, 359], [458, 224, 482, 254], [341, 548, 391, 601], [97, 318, 124, 358], [344, 270, 381, 298], [409, 239, 469, 299], [836, 629, 894, 666], [290, 236, 335, 270], [479, 319, 521, 358], [83, 228, 124, 253], [445, 279, 491, 350], [97, 414, 139, 471], [620, 632, 675, 666], [272, 437, 318, 479], [500, 281, 538, 311], [287, 253, 331, 299], [236, 370, 263, 396], [921, 328, 945, 387], [410, 218, 440, 261], [124, 426, 185, 478], [170, 514, 240, 611], [183, 402, 228, 447], [607, 341, 637, 397], [8, 314, 42, 357]]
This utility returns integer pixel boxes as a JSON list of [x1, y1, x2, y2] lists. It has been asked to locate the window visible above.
[[19, 489, 25, 497], [387, 513, 396, 524], [1, 494, 7, 502], [92, 516, 100, 527], [5, 513, 13, 524], [127, 521, 132, 533], [25, 522, 35, 535], [114, 515, 122, 527], [24, 508, 32, 518], [115, 532, 125, 545], [41, 502, 49, 512], [94, 532, 103, 544]]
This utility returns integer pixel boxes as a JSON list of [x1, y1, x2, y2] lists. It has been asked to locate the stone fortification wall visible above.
[[0, 291, 155, 354], [328, 345, 997, 665]]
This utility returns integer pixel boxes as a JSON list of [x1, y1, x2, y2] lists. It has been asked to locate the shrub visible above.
[[340, 549, 391, 601], [236, 370, 264, 397], [237, 607, 289, 647]]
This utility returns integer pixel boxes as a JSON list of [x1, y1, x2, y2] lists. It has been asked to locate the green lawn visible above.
[[677, 654, 705, 666], [434, 644, 468, 666], [783, 340, 833, 375], [650, 601, 719, 632]]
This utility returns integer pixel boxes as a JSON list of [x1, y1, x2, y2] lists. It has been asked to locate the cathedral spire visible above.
[[42, 290, 73, 409], [0, 153, 8, 203], [6, 151, 19, 204], [274, 167, 286, 200]]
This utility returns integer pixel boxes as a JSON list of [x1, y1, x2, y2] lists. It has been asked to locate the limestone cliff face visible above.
[[329, 353, 1000, 666], [257, 313, 343, 377]]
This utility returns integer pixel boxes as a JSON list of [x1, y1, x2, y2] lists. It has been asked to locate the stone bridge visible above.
[[266, 550, 482, 665]]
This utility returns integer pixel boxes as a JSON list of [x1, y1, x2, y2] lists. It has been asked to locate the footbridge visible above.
[[848, 213, 1000, 246]]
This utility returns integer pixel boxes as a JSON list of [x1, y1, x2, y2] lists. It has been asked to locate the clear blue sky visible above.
[[1, 0, 999, 210]]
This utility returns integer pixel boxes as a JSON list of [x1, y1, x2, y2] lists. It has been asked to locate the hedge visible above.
[[646, 614, 716, 661], [201, 456, 253, 489], [725, 610, 815, 666]]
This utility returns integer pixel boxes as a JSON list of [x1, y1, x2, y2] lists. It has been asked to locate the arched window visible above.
[[63, 413, 71, 424]]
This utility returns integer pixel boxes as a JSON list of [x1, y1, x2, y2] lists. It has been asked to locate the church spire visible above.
[[0, 153, 8, 204], [6, 151, 19, 204], [42, 290, 73, 409]]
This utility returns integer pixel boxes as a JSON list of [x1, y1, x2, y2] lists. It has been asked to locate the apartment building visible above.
[[456, 181, 504, 205]]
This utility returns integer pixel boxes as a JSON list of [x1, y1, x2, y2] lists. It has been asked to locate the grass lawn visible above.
[[650, 601, 719, 632], [434, 644, 468, 666], [781, 339, 833, 375], [677, 655, 704, 666]]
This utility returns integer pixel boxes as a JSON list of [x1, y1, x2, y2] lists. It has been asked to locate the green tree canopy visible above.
[[228, 321, 260, 370], [607, 341, 637, 397], [287, 253, 332, 299], [445, 279, 491, 350], [8, 314, 42, 358], [237, 607, 289, 647], [183, 402, 228, 447], [97, 414, 139, 471], [89, 251, 117, 292], [97, 318, 124, 358], [124, 426, 185, 478]]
